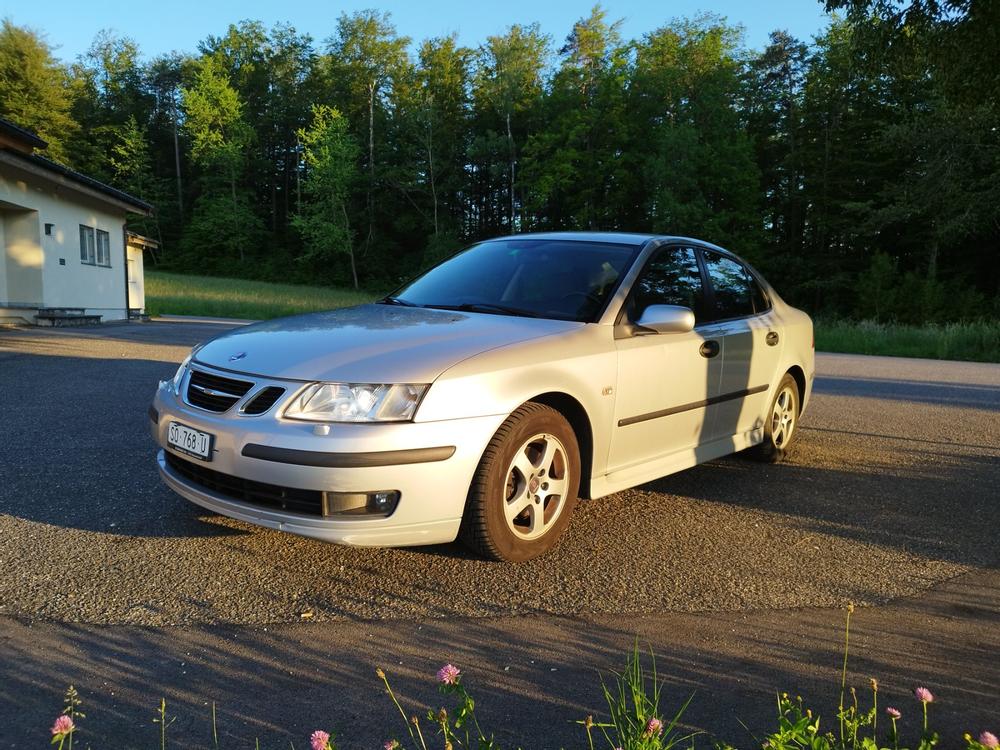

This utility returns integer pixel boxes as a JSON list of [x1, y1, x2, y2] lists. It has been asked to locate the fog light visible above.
[[322, 490, 400, 517]]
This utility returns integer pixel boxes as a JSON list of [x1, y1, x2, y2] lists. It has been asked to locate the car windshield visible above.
[[388, 239, 639, 322]]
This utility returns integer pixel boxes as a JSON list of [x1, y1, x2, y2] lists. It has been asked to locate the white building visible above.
[[0, 117, 154, 325]]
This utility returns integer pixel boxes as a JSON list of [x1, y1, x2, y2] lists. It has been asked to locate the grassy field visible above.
[[815, 319, 999, 363], [146, 272, 999, 362], [145, 271, 375, 319]]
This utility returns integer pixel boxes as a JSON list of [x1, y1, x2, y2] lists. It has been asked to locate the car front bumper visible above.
[[151, 378, 505, 547]]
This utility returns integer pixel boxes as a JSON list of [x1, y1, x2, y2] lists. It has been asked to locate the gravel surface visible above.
[[1, 323, 997, 627]]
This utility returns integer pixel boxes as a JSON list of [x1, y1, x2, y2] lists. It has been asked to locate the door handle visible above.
[[765, 331, 779, 346], [699, 340, 720, 358]]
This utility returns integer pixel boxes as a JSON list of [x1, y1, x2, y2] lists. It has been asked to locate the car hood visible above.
[[193, 304, 579, 383]]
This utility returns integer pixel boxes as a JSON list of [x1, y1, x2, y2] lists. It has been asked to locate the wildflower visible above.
[[980, 732, 999, 748], [437, 664, 461, 685], [375, 668, 386, 679], [644, 717, 663, 737], [870, 678, 878, 692], [51, 715, 75, 737], [437, 708, 448, 724], [847, 602, 855, 613], [584, 715, 594, 729], [310, 729, 330, 750], [383, 741, 399, 750], [915, 687, 934, 703], [886, 707, 901, 719]]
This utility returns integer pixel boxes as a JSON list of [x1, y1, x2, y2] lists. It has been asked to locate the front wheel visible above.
[[749, 373, 800, 463], [460, 403, 580, 562]]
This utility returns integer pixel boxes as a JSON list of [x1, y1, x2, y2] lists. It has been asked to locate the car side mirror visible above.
[[635, 304, 695, 334]]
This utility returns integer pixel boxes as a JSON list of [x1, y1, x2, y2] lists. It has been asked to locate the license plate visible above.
[[167, 421, 214, 461]]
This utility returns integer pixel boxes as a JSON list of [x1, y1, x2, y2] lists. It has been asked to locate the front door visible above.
[[607, 246, 723, 473]]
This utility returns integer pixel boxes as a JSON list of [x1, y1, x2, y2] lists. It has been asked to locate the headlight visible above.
[[283, 383, 428, 423], [171, 345, 203, 394]]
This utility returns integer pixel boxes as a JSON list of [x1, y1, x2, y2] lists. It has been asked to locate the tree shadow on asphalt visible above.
[[813, 374, 1000, 411], [0, 347, 246, 539], [1, 580, 999, 750]]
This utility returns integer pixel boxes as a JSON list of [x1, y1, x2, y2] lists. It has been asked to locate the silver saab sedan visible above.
[[151, 232, 814, 561]]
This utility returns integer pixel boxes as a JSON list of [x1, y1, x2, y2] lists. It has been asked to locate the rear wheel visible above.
[[749, 373, 799, 463], [460, 403, 580, 562]]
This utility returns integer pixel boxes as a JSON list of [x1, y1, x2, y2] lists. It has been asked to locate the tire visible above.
[[460, 402, 581, 562], [749, 373, 800, 463]]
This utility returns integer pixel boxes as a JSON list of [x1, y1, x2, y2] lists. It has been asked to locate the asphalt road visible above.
[[0, 322, 998, 749]]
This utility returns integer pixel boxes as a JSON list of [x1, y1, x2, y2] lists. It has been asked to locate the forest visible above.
[[0, 0, 997, 323]]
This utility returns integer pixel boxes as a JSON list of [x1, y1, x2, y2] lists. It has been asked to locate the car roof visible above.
[[485, 231, 657, 246], [483, 231, 733, 255]]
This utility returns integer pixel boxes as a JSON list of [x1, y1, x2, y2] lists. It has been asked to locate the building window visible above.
[[79, 226, 112, 267], [96, 229, 111, 267], [79, 225, 95, 265]]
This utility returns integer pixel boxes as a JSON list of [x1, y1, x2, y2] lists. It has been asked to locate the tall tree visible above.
[[522, 6, 630, 230], [181, 55, 262, 266], [629, 16, 760, 251], [71, 30, 152, 180], [148, 53, 188, 224], [414, 35, 472, 242], [293, 104, 359, 287], [0, 19, 79, 164], [743, 31, 808, 267], [474, 23, 549, 231], [324, 11, 410, 256], [110, 115, 168, 251]]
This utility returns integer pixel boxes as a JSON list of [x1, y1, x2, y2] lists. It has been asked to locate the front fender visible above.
[[416, 325, 617, 477]]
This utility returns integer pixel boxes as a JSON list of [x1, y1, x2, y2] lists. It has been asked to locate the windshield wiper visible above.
[[378, 296, 418, 307], [423, 302, 540, 318]]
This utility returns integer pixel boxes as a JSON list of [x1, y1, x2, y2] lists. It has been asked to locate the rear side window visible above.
[[629, 246, 706, 322], [703, 251, 755, 320], [747, 273, 770, 314]]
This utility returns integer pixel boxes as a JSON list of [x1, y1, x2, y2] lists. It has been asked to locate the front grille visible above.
[[186, 369, 254, 413], [242, 386, 286, 415], [165, 451, 324, 516]]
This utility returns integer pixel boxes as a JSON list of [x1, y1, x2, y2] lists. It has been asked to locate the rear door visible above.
[[698, 249, 783, 442], [607, 246, 723, 473]]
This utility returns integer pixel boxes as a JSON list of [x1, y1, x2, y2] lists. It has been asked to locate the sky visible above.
[[7, 0, 834, 63]]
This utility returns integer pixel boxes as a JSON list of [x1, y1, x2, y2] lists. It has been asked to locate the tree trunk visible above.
[[295, 136, 302, 213], [506, 110, 515, 230], [171, 96, 183, 219], [367, 80, 376, 252], [342, 203, 359, 289], [231, 171, 244, 263], [427, 112, 438, 236]]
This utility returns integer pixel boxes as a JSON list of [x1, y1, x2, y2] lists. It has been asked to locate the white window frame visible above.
[[96, 229, 111, 267], [79, 225, 96, 265]]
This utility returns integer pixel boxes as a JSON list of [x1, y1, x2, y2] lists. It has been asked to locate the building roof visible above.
[[0, 116, 152, 215], [126, 231, 160, 248], [0, 116, 48, 151]]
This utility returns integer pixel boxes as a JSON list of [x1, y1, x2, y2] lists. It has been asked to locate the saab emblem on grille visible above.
[[229, 352, 247, 362]]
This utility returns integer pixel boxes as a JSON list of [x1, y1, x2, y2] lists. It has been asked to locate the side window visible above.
[[703, 251, 755, 320], [79, 225, 95, 265], [629, 246, 705, 322], [96, 229, 111, 267], [747, 272, 770, 314]]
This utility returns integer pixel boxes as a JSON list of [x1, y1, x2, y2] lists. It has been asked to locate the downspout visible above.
[[122, 222, 130, 319]]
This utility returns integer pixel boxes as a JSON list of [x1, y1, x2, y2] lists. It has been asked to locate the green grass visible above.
[[145, 271, 375, 320], [146, 272, 999, 362], [815, 319, 1000, 363]]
